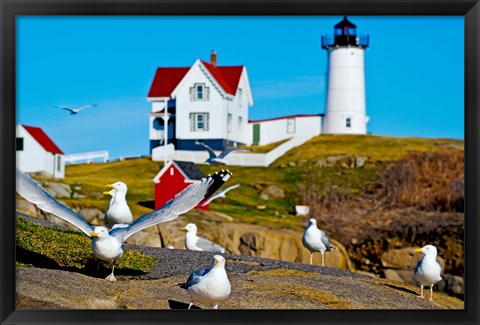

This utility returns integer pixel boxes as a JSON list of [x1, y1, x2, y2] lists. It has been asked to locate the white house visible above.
[[147, 50, 254, 153], [16, 124, 65, 178]]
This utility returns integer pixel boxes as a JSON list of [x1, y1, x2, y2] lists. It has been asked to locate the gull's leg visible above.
[[188, 301, 193, 309], [310, 253, 313, 265], [429, 285, 434, 301], [321, 252, 325, 267], [105, 263, 117, 282], [417, 285, 424, 298]]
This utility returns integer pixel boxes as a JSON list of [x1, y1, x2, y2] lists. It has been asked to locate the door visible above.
[[253, 124, 260, 145]]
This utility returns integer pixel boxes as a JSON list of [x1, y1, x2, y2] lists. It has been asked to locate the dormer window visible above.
[[190, 83, 210, 101]]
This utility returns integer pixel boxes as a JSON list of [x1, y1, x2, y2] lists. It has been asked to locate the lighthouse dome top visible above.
[[322, 16, 369, 49], [334, 16, 356, 29]]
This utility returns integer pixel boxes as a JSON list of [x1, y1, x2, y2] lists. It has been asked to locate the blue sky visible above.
[[17, 16, 464, 159]]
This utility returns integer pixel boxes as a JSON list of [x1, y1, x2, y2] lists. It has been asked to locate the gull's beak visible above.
[[90, 231, 98, 237], [102, 191, 111, 195], [180, 227, 187, 231], [105, 184, 114, 189], [414, 248, 423, 253]]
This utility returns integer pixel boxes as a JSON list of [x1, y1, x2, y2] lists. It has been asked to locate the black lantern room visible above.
[[322, 16, 369, 49]]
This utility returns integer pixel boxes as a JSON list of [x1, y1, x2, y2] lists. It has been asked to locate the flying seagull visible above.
[[195, 141, 252, 165], [182, 255, 231, 309], [16, 167, 229, 281], [55, 104, 97, 115], [103, 181, 133, 228], [181, 223, 226, 253], [413, 244, 442, 301], [302, 218, 335, 266], [200, 183, 240, 207]]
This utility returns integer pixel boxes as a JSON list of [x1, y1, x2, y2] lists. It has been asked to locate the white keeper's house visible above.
[[146, 16, 370, 159], [16, 124, 65, 178]]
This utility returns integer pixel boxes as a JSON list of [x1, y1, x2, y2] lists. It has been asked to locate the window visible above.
[[190, 83, 210, 101], [227, 114, 232, 133], [346, 117, 352, 128], [57, 156, 61, 172], [287, 118, 295, 134], [16, 137, 24, 151], [237, 88, 243, 107], [238, 116, 243, 130], [190, 113, 209, 131]]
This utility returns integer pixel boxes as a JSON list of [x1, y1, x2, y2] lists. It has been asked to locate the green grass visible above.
[[16, 217, 157, 272], [24, 135, 463, 232]]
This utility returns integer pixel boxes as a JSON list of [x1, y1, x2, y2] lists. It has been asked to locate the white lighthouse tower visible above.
[[322, 16, 370, 134]]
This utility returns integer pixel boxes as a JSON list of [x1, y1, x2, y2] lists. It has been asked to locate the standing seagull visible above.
[[413, 244, 443, 301], [302, 218, 335, 266], [195, 141, 251, 165], [16, 168, 227, 281], [183, 255, 231, 309], [103, 181, 133, 228], [200, 183, 240, 207], [55, 104, 97, 115], [181, 223, 226, 253]]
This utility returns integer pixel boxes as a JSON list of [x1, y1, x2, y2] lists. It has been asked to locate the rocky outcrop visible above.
[[315, 155, 369, 168], [259, 184, 285, 200], [16, 248, 464, 310]]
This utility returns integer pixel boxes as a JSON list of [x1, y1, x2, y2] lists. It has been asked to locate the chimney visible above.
[[210, 50, 217, 67]]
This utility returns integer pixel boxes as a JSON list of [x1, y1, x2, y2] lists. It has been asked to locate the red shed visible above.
[[153, 160, 209, 210]]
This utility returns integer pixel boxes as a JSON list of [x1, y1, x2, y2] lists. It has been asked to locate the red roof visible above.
[[147, 61, 244, 98], [21, 125, 64, 154], [200, 60, 244, 96], [148, 67, 190, 98]]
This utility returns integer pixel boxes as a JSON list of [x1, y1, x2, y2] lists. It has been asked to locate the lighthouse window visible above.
[[346, 118, 352, 128]]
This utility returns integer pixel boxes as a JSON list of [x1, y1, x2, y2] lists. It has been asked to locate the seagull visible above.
[[16, 167, 227, 282], [413, 244, 443, 301], [103, 182, 133, 228], [181, 223, 226, 253], [195, 141, 252, 165], [200, 183, 240, 207], [302, 218, 335, 266], [183, 255, 231, 309], [55, 104, 97, 115]]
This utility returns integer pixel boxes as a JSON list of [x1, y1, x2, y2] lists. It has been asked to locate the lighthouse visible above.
[[322, 16, 370, 134]]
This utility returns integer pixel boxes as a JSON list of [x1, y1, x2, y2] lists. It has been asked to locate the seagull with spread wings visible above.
[[16, 167, 230, 281], [54, 104, 97, 115], [195, 141, 252, 165]]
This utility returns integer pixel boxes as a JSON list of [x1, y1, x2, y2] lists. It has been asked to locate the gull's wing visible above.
[[184, 268, 210, 289], [220, 183, 241, 195], [111, 175, 217, 241], [76, 104, 97, 111], [218, 147, 252, 159], [319, 230, 331, 250], [16, 168, 94, 236], [195, 141, 217, 159], [59, 106, 75, 112], [199, 170, 232, 207], [200, 182, 239, 207], [196, 236, 225, 253]]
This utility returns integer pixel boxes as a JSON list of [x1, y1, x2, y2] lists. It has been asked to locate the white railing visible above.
[[64, 151, 109, 165], [151, 134, 314, 167]]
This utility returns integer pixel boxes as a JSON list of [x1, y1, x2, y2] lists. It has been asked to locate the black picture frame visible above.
[[1, 0, 478, 324]]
